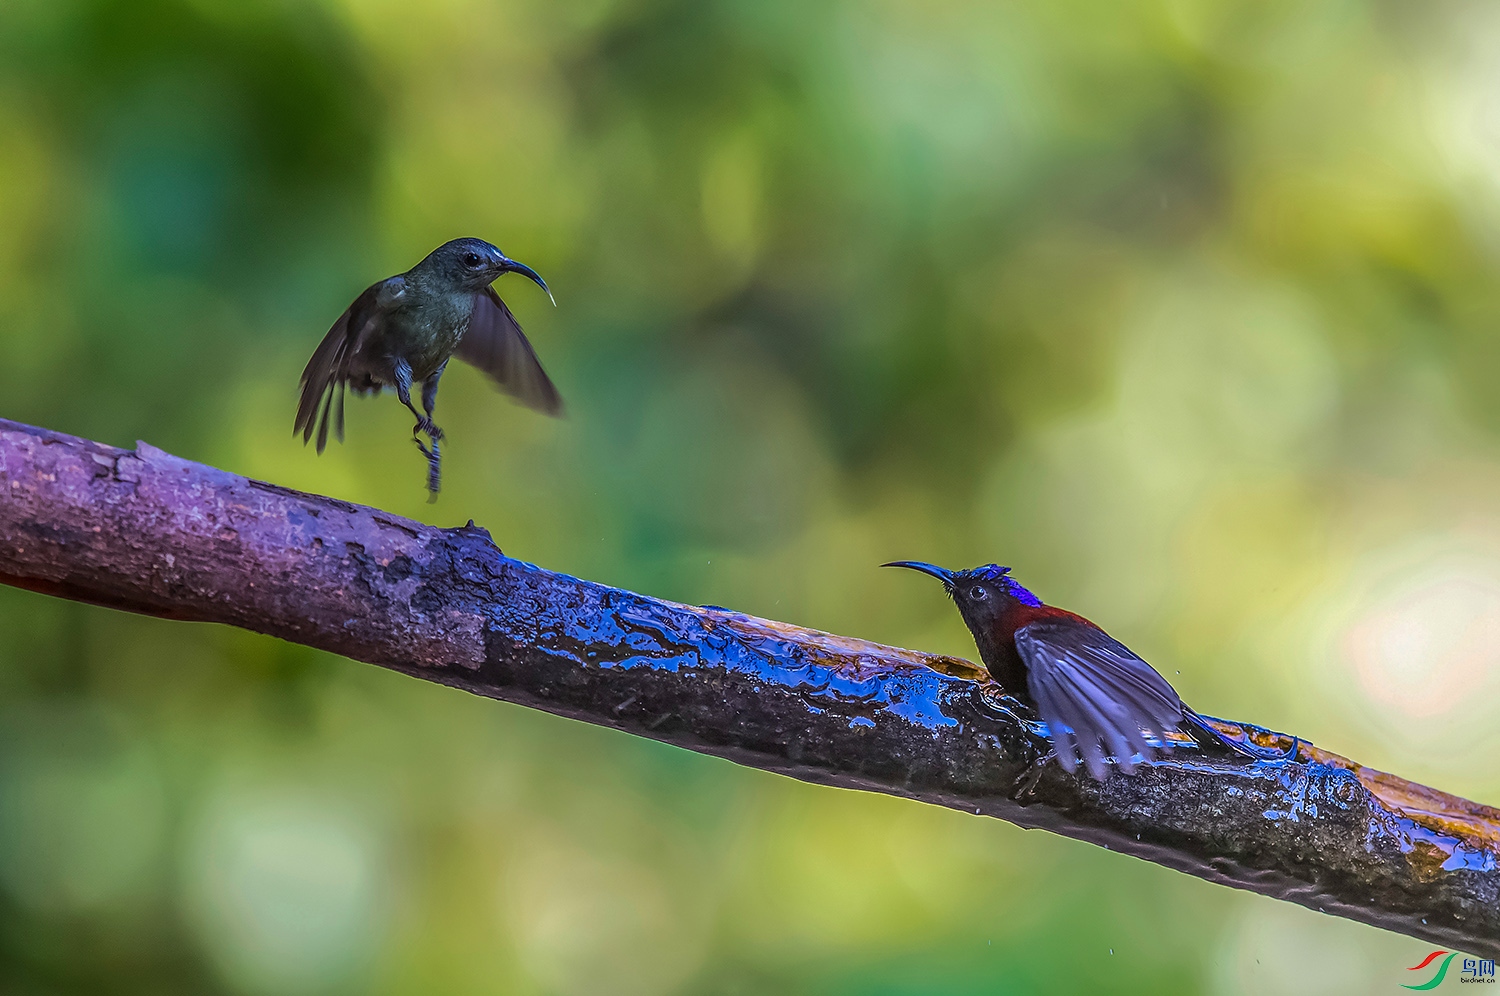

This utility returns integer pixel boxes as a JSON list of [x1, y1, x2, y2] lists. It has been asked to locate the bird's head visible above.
[[420, 237, 555, 302], [882, 561, 1043, 636]]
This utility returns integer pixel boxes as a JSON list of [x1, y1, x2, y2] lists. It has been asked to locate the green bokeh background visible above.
[[1, 0, 1497, 992]]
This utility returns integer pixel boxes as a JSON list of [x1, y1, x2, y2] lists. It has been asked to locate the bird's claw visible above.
[[407, 417, 443, 499], [1012, 747, 1058, 800], [413, 436, 441, 499]]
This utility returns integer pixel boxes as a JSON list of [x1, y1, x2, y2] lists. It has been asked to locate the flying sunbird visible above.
[[295, 237, 561, 497]]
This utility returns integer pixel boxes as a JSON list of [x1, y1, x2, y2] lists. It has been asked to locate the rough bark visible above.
[[1, 416, 1497, 955]]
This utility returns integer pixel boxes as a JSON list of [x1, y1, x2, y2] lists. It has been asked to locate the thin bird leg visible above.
[[417, 362, 447, 499], [420, 360, 446, 442], [394, 358, 442, 497], [392, 359, 436, 438], [1012, 744, 1060, 799]]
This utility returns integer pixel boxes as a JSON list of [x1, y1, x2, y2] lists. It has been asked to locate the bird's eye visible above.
[[462, 252, 483, 268], [969, 585, 988, 600]]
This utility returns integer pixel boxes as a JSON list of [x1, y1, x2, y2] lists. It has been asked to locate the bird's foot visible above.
[[412, 417, 444, 442], [1012, 748, 1058, 800], [413, 436, 441, 500]]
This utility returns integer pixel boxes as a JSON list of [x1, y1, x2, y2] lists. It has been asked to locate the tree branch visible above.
[[1, 416, 1497, 954]]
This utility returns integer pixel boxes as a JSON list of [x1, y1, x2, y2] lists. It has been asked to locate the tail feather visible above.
[[333, 380, 346, 443], [315, 381, 333, 454], [296, 309, 353, 449], [1183, 707, 1300, 763]]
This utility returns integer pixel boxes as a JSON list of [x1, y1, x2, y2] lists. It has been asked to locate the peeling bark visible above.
[[1, 417, 1497, 955]]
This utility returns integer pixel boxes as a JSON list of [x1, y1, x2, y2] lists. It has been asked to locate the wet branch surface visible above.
[[2, 416, 1497, 955]]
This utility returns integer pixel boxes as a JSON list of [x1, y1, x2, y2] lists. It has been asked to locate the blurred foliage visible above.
[[2, 0, 1499, 992]]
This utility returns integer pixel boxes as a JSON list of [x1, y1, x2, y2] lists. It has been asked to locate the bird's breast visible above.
[[387, 302, 471, 381], [983, 604, 1090, 694]]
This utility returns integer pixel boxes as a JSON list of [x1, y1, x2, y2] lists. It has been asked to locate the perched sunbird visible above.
[[884, 562, 1296, 780], [295, 237, 562, 497]]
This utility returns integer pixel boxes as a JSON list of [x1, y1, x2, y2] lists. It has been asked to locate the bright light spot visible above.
[[1309, 537, 1500, 775], [1342, 570, 1500, 720], [1425, 6, 1500, 203], [182, 789, 386, 996]]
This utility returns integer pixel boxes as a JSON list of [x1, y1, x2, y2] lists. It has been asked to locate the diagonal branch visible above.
[[1, 416, 1496, 955]]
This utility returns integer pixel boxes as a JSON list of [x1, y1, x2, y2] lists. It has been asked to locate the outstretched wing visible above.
[[456, 286, 563, 416], [1015, 619, 1186, 780], [294, 281, 392, 453]]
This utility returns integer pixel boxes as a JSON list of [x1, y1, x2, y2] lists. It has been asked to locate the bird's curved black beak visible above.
[[881, 561, 956, 589], [496, 254, 556, 306]]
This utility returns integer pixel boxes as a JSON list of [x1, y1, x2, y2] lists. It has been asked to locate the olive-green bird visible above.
[[294, 237, 562, 497]]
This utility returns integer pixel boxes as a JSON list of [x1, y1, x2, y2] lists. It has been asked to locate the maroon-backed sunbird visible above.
[[294, 237, 562, 497], [883, 561, 1296, 780]]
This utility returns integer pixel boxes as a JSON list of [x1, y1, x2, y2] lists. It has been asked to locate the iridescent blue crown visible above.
[[968, 564, 1042, 607]]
